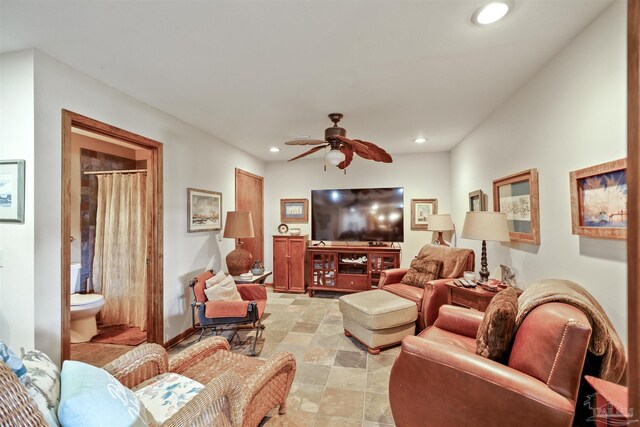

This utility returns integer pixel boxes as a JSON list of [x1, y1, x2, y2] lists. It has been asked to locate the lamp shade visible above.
[[427, 214, 454, 231], [223, 211, 255, 239], [461, 211, 510, 242], [325, 149, 345, 166]]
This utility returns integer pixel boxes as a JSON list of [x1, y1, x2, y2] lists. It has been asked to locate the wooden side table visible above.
[[445, 282, 522, 312], [584, 375, 633, 426], [232, 271, 272, 284]]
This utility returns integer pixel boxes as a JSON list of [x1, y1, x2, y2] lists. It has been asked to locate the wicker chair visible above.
[[0, 337, 296, 427]]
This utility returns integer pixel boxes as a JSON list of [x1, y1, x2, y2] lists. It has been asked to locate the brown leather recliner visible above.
[[389, 303, 592, 427], [379, 245, 474, 331]]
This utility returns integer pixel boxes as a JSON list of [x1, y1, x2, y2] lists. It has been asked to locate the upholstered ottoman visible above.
[[339, 290, 418, 354]]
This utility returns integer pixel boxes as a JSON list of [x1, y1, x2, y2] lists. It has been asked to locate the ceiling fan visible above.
[[285, 113, 393, 170]]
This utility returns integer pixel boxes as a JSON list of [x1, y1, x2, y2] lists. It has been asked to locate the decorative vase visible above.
[[251, 260, 265, 275]]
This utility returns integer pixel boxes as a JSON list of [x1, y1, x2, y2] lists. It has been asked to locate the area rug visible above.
[[91, 325, 146, 346]]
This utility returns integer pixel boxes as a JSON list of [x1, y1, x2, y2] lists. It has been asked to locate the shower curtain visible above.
[[92, 173, 147, 331]]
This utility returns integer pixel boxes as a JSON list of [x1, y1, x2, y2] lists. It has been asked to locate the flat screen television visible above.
[[311, 187, 404, 242]]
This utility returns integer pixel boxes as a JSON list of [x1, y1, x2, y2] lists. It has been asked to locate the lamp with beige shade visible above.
[[461, 211, 510, 283], [427, 214, 454, 246], [223, 211, 255, 276]]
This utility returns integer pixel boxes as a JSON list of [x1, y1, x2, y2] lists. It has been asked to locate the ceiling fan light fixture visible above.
[[472, 1, 512, 25], [325, 148, 345, 166]]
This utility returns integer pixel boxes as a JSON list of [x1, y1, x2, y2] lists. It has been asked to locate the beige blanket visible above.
[[515, 279, 626, 383]]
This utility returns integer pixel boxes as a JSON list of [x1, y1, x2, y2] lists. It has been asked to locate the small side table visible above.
[[584, 375, 633, 426], [232, 271, 272, 284], [445, 282, 522, 312]]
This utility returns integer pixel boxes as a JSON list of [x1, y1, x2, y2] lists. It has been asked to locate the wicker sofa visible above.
[[0, 337, 296, 427]]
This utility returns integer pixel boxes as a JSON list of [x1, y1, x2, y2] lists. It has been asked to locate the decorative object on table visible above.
[[569, 158, 627, 240], [0, 160, 25, 223], [500, 264, 516, 286], [411, 198, 438, 230], [280, 198, 308, 223], [277, 223, 289, 234], [461, 211, 510, 283], [223, 211, 255, 276], [468, 189, 486, 212], [251, 260, 265, 275], [289, 227, 301, 236], [187, 188, 221, 232], [285, 113, 393, 171], [493, 168, 540, 244], [427, 213, 454, 246], [463, 271, 476, 282]]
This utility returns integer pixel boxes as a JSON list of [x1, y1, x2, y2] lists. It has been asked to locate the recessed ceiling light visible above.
[[414, 137, 427, 144], [472, 1, 512, 25], [270, 147, 280, 152]]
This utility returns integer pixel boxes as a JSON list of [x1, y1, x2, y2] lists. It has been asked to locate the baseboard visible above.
[[164, 326, 197, 349]]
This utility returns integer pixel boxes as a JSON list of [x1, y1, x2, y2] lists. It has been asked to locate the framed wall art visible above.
[[569, 158, 627, 239], [187, 188, 222, 232], [468, 189, 486, 212], [411, 198, 438, 230], [493, 169, 540, 244], [280, 198, 308, 223], [0, 160, 25, 223]]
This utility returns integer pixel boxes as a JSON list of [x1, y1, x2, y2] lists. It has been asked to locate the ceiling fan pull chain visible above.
[[324, 164, 326, 172], [344, 169, 347, 175]]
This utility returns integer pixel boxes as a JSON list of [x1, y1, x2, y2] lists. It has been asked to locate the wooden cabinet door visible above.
[[273, 237, 288, 291], [288, 238, 306, 291]]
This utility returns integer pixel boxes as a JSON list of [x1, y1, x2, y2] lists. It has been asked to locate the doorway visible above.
[[235, 168, 264, 265], [61, 110, 164, 362]]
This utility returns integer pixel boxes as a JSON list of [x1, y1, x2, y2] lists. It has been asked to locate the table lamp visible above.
[[223, 211, 255, 276], [427, 214, 454, 246], [461, 211, 510, 283]]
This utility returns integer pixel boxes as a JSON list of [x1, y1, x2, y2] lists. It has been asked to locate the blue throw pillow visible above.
[[58, 361, 148, 427], [0, 341, 26, 382]]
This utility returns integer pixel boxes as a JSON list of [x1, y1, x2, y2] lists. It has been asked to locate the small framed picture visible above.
[[570, 158, 627, 239], [411, 199, 438, 230], [280, 198, 308, 223], [0, 160, 25, 223], [468, 189, 486, 212], [187, 188, 222, 232], [493, 169, 540, 245]]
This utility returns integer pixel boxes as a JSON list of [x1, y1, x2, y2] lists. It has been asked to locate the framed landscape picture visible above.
[[493, 169, 540, 244], [468, 189, 486, 212], [411, 198, 438, 230], [281, 198, 308, 223], [569, 158, 627, 239], [0, 160, 25, 223], [187, 188, 222, 232]]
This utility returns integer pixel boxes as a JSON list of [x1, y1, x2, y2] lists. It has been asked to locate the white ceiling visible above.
[[1, 0, 613, 161]]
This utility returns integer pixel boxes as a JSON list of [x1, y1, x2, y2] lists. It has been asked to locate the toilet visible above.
[[70, 263, 105, 343]]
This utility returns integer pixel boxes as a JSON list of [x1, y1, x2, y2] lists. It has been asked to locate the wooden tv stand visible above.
[[307, 245, 400, 297]]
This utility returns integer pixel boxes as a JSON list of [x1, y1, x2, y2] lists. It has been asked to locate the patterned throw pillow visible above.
[[476, 287, 519, 363], [22, 350, 62, 426], [400, 258, 443, 288], [132, 372, 204, 425], [0, 341, 27, 382]]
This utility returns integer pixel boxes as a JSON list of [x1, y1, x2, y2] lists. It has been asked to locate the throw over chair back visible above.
[[379, 245, 474, 330]]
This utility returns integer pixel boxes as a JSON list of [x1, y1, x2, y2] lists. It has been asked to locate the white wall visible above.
[[26, 50, 265, 363], [0, 50, 35, 351], [264, 152, 451, 272], [451, 1, 627, 344]]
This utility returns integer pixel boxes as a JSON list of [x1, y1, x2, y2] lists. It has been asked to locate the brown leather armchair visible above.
[[379, 245, 474, 330], [389, 303, 592, 427]]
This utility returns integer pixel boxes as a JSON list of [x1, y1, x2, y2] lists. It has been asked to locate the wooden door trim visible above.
[[628, 0, 639, 419], [61, 110, 164, 361]]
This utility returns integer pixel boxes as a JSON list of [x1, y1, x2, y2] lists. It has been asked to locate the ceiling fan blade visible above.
[[353, 139, 393, 163], [284, 139, 327, 146], [337, 145, 354, 170], [334, 135, 373, 160], [287, 144, 328, 161]]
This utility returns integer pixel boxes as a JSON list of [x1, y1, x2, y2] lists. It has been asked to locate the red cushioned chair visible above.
[[189, 270, 267, 356]]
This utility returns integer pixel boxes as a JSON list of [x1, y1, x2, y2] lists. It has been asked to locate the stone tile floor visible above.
[[168, 288, 398, 426]]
